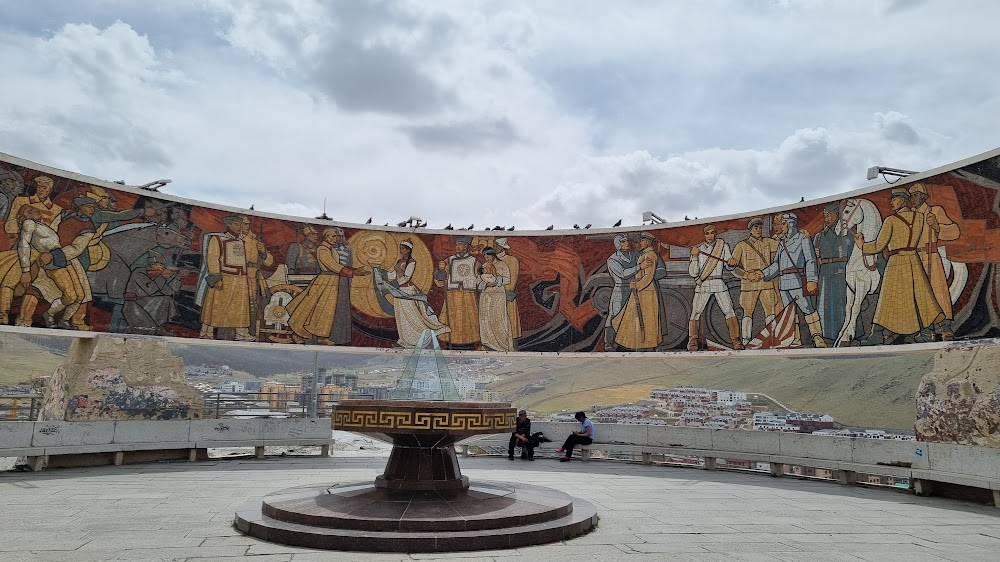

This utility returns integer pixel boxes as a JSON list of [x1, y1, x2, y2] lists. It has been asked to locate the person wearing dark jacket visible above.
[[508, 409, 533, 460]]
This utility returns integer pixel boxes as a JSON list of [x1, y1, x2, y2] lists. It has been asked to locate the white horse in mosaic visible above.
[[834, 198, 882, 346]]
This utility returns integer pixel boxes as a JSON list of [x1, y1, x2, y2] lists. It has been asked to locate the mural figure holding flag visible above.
[[750, 212, 826, 348]]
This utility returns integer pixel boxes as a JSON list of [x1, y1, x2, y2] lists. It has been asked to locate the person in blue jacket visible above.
[[556, 411, 595, 462]]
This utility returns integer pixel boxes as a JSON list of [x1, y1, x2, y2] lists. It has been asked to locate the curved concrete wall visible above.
[[1, 148, 999, 352]]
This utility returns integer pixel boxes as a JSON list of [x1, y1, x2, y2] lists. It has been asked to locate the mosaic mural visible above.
[[1, 151, 1000, 352]]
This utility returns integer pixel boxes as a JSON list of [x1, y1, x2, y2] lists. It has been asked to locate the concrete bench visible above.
[[458, 422, 1000, 506], [0, 419, 335, 470]]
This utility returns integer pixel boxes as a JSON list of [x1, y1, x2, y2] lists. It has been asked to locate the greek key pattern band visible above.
[[333, 409, 516, 431]]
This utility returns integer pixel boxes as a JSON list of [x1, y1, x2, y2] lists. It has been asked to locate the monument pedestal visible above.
[[235, 400, 598, 552]]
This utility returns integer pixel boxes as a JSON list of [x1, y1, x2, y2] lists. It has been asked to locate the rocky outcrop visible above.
[[915, 342, 1000, 446], [39, 335, 203, 421]]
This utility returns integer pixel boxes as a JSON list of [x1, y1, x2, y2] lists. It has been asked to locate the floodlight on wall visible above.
[[642, 211, 666, 224], [137, 179, 172, 192], [867, 166, 917, 184]]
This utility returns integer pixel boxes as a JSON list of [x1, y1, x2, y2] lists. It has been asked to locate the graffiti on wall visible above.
[[2, 152, 1000, 352]]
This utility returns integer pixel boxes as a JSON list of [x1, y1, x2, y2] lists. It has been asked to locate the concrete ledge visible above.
[[0, 422, 35, 448], [1, 419, 335, 471], [0, 447, 42, 457], [463, 427, 1000, 500]]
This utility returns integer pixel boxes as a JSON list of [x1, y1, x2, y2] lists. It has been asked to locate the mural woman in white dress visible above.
[[381, 240, 450, 348], [478, 247, 515, 351]]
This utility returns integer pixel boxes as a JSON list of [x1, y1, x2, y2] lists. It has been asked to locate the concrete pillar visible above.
[[641, 452, 652, 465], [187, 448, 198, 462], [581, 448, 591, 461], [838, 470, 857, 485], [112, 451, 125, 466], [769, 462, 783, 477], [992, 490, 1000, 508], [320, 444, 331, 457], [913, 478, 934, 496], [28, 455, 46, 471], [704, 457, 717, 471], [255, 446, 265, 459], [457, 444, 469, 457], [65, 336, 99, 364]]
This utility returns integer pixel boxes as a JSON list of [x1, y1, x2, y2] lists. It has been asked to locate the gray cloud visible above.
[[312, 39, 454, 115], [212, 0, 457, 116], [401, 117, 521, 152]]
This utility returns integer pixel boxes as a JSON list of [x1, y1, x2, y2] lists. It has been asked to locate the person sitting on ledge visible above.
[[556, 411, 594, 462], [509, 409, 533, 460]]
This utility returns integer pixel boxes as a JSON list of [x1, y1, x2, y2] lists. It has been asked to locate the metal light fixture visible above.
[[137, 179, 172, 192], [867, 166, 917, 183], [642, 211, 666, 224]]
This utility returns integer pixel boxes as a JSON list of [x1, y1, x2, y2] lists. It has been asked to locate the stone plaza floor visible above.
[[3, 453, 1000, 562]]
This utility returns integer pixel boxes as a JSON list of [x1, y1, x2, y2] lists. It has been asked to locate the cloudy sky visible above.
[[1, 0, 997, 230]]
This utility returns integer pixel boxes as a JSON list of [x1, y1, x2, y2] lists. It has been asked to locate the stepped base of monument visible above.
[[234, 480, 598, 552]]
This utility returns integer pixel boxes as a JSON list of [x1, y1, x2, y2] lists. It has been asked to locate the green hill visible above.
[[487, 350, 936, 430], [0, 333, 66, 386]]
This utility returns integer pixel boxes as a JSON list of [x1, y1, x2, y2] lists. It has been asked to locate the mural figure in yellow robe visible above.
[[434, 236, 481, 349], [197, 214, 254, 341], [612, 232, 663, 351], [854, 188, 943, 344], [5, 175, 62, 236], [478, 247, 514, 351], [908, 183, 961, 340], [286, 227, 369, 344], [494, 237, 521, 346]]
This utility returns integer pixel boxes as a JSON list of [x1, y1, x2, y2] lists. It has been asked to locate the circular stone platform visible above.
[[235, 400, 598, 552], [235, 480, 598, 552]]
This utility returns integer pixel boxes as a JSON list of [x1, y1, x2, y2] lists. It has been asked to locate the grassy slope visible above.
[[487, 351, 936, 430], [0, 335, 65, 386]]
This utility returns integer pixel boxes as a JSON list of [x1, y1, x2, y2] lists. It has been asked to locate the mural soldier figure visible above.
[[478, 246, 515, 351], [814, 203, 853, 341], [0, 169, 24, 224], [854, 188, 943, 344], [612, 232, 663, 351], [1, 206, 58, 324], [605, 233, 639, 349], [688, 224, 741, 351], [728, 217, 779, 346], [494, 237, 521, 346], [122, 254, 182, 335], [286, 227, 368, 345], [18, 197, 100, 329], [87, 185, 153, 228], [285, 225, 320, 274], [755, 212, 826, 348], [197, 214, 254, 341], [240, 216, 274, 339], [332, 227, 356, 344], [5, 176, 62, 237], [434, 236, 481, 349], [908, 183, 961, 340]]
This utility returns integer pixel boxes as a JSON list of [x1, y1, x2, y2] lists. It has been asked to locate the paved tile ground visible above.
[[2, 453, 1000, 562]]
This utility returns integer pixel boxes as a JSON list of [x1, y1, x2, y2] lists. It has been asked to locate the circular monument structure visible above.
[[235, 400, 598, 552]]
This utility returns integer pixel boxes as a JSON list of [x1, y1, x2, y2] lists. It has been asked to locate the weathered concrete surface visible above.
[[39, 335, 203, 421], [916, 344, 1000, 447], [2, 453, 1000, 561]]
